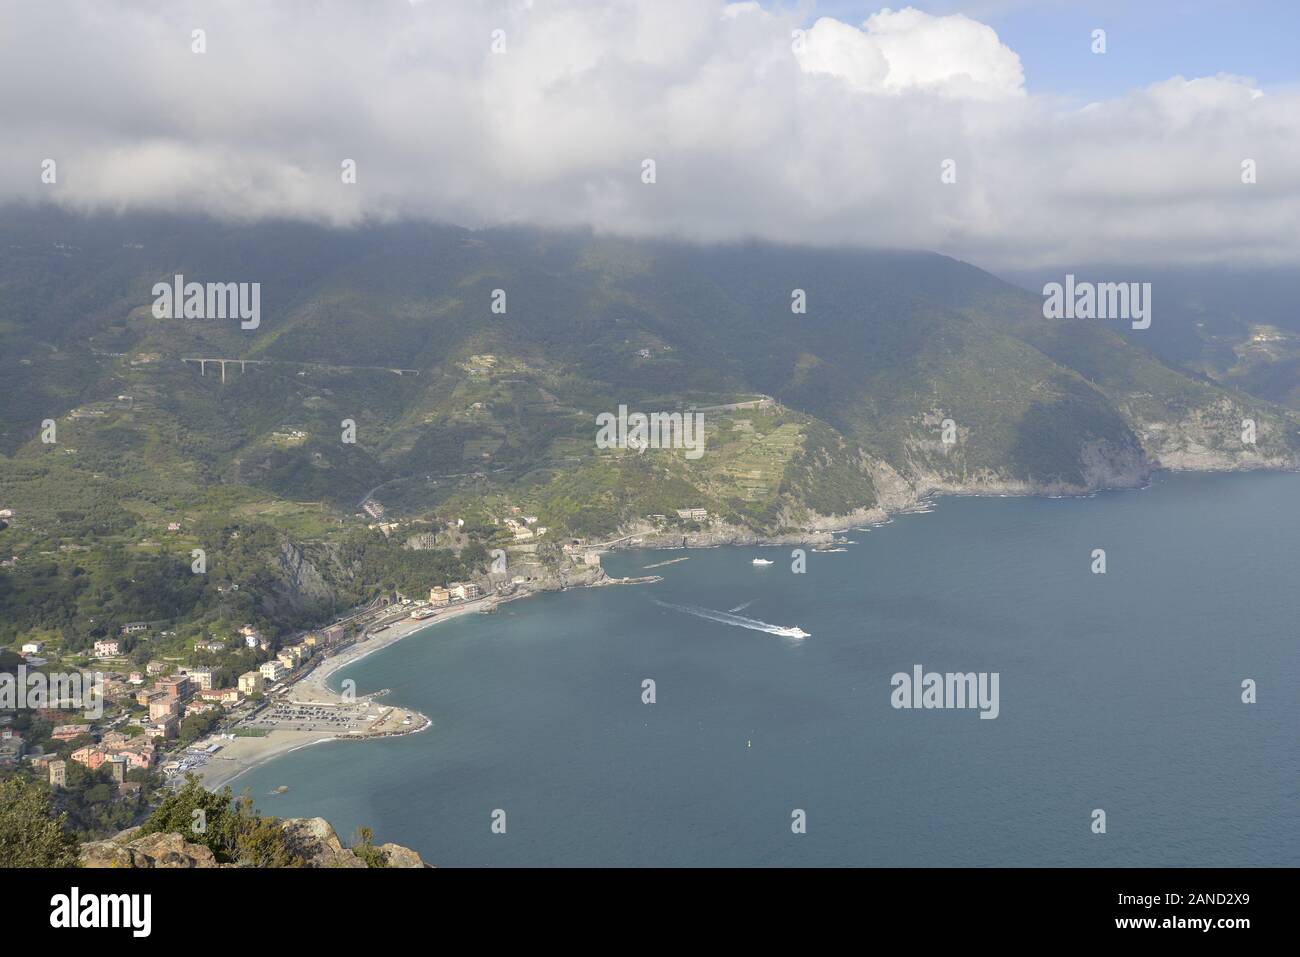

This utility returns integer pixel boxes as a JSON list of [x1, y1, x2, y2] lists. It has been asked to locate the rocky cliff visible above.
[[78, 818, 429, 869]]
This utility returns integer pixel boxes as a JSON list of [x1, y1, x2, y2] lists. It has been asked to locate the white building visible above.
[[259, 660, 287, 682]]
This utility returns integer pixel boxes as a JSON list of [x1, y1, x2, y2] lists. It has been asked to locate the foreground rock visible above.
[[78, 828, 221, 869], [79, 819, 429, 868]]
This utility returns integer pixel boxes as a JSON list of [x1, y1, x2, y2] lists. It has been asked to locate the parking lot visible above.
[[242, 701, 379, 734]]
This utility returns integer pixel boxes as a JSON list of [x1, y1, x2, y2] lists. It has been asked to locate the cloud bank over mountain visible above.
[[1, 0, 1296, 269]]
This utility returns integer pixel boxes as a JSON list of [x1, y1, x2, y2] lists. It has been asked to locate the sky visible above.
[[801, 1, 1300, 98], [1, 0, 1297, 272]]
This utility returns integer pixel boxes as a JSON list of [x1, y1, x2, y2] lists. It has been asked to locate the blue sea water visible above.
[[235, 471, 1299, 866]]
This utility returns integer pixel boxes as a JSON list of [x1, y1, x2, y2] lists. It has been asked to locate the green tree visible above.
[[350, 824, 388, 868], [0, 776, 80, 867], [138, 774, 240, 860], [233, 799, 300, 868], [177, 709, 221, 748], [140, 775, 300, 866]]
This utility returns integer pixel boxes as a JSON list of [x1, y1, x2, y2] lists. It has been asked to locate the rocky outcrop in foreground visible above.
[[78, 818, 428, 868], [279, 817, 427, 868], [79, 830, 222, 869]]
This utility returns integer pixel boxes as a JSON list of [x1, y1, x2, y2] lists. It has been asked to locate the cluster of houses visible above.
[[244, 626, 328, 688], [1, 612, 361, 798], [0, 727, 26, 765], [88, 619, 155, 657], [131, 670, 208, 739], [427, 581, 482, 606], [6, 599, 361, 732], [502, 514, 546, 542], [6, 727, 149, 803], [74, 621, 325, 744], [241, 623, 266, 650], [0, 723, 149, 800], [67, 729, 158, 787], [253, 648, 293, 685], [643, 508, 710, 525], [50, 627, 326, 760]]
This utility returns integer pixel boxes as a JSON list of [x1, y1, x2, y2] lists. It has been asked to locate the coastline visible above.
[[601, 464, 1300, 553], [194, 465, 1296, 794], [224, 468, 1300, 868], [194, 598, 496, 791], [187, 488, 1026, 792]]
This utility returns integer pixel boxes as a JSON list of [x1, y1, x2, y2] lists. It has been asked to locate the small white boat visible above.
[[751, 558, 774, 566]]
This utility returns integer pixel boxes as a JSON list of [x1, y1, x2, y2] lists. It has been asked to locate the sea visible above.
[[234, 471, 1299, 866]]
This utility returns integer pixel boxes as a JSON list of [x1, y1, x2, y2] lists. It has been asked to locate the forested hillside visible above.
[[2, 207, 1296, 650]]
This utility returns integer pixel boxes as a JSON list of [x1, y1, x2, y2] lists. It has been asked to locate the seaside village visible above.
[[1, 574, 500, 798], [0, 501, 641, 809], [3, 623, 328, 791]]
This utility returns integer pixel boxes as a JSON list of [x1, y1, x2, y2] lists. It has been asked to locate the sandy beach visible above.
[[194, 599, 493, 790]]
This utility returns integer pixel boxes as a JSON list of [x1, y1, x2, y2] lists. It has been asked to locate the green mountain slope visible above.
[[3, 210, 1295, 518], [1, 209, 1296, 652]]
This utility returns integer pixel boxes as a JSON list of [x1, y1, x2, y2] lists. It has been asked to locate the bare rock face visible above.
[[78, 818, 429, 868], [280, 816, 366, 868], [129, 832, 222, 868], [265, 542, 335, 613], [377, 842, 428, 868], [279, 817, 431, 868], [79, 830, 222, 868], [77, 841, 144, 869]]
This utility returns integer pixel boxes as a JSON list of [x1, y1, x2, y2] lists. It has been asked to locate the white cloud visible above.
[[0, 1, 1296, 270], [796, 8, 1025, 99]]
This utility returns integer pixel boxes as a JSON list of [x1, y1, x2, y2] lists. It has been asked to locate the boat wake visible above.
[[728, 600, 754, 613], [654, 599, 809, 639]]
